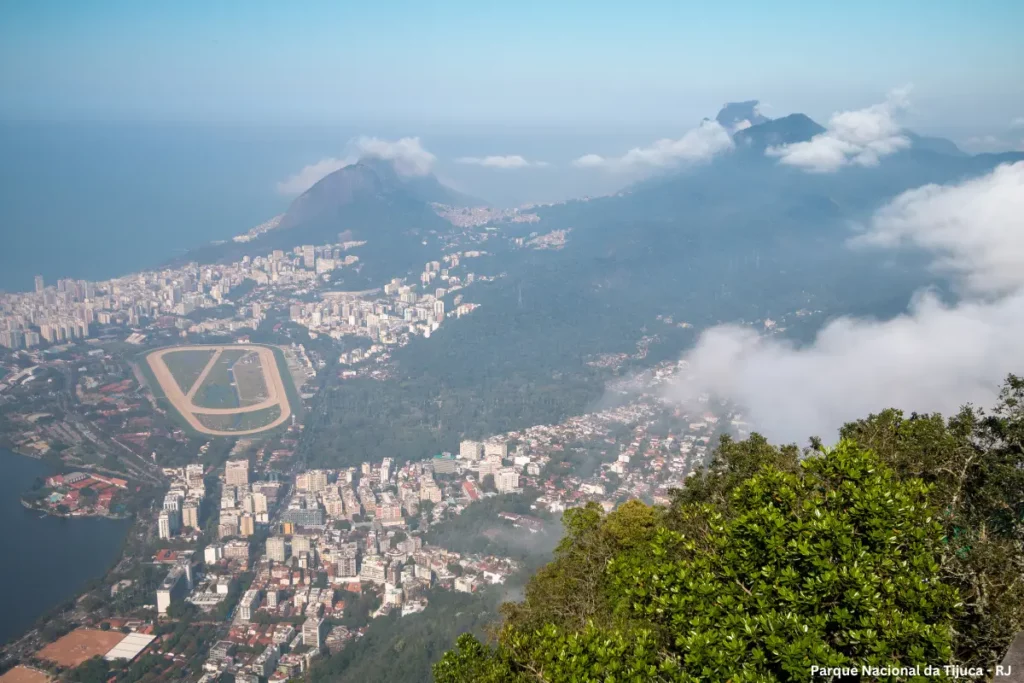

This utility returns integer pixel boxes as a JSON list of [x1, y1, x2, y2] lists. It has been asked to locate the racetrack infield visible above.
[[145, 344, 293, 436]]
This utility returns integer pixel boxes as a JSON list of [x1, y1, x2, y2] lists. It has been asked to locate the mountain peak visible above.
[[716, 100, 771, 132], [733, 113, 826, 151]]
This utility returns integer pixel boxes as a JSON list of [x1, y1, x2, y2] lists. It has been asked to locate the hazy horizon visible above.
[[1, 0, 1023, 287]]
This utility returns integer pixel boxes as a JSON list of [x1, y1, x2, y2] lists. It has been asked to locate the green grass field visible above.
[[191, 349, 248, 409], [161, 349, 216, 395], [195, 404, 282, 432], [232, 353, 270, 407]]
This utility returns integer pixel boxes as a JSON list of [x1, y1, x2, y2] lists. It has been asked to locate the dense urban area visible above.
[[0, 205, 753, 683]]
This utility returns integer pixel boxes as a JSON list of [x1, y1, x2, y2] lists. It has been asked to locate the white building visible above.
[[459, 440, 482, 461], [158, 510, 173, 539], [204, 544, 223, 564], [238, 589, 261, 622], [496, 468, 520, 494], [302, 617, 327, 648], [225, 459, 250, 487], [485, 441, 508, 460]]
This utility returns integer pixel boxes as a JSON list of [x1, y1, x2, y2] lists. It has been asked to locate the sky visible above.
[[2, 0, 1023, 130]]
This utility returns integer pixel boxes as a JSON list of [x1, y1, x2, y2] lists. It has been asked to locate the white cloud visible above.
[[732, 119, 753, 132], [664, 162, 1024, 444], [767, 88, 912, 172], [455, 155, 548, 169], [275, 156, 354, 195], [850, 162, 1024, 296], [275, 136, 438, 195], [572, 120, 734, 171], [1011, 117, 1024, 129], [572, 154, 607, 169], [351, 136, 435, 176]]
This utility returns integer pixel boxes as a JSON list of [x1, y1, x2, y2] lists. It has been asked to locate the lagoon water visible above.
[[0, 448, 131, 644]]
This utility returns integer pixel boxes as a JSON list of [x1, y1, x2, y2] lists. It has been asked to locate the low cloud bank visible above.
[[664, 162, 1024, 443], [456, 155, 548, 169], [572, 120, 734, 172], [767, 88, 912, 172]]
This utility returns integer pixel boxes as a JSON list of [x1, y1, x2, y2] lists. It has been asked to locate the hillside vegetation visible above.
[[436, 376, 1024, 682]]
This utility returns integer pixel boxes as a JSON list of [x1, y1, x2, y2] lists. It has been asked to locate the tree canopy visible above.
[[436, 375, 1024, 682]]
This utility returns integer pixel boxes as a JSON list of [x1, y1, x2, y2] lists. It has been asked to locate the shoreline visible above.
[[19, 496, 131, 521], [0, 447, 137, 651]]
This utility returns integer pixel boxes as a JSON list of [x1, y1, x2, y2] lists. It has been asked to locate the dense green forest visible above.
[[435, 375, 1024, 682], [308, 590, 501, 683], [423, 493, 558, 561]]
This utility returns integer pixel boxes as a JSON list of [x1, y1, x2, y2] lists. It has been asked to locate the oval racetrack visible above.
[[145, 344, 292, 436]]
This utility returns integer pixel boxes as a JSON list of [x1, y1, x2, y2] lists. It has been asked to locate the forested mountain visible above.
[[297, 108, 1023, 469], [173, 157, 477, 287], [436, 376, 1024, 681]]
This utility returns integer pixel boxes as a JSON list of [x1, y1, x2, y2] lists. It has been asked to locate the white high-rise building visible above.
[[496, 468, 520, 493], [163, 492, 183, 512], [485, 441, 508, 460], [158, 511, 173, 539], [225, 459, 250, 487], [182, 500, 200, 529], [204, 544, 223, 564], [302, 617, 327, 648], [380, 458, 393, 485], [459, 440, 482, 461], [238, 589, 261, 622]]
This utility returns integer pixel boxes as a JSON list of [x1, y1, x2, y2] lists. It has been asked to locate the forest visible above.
[[435, 375, 1024, 682]]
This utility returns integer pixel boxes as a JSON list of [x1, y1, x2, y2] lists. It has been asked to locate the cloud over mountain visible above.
[[664, 161, 1024, 443], [572, 120, 734, 171], [352, 136, 435, 176], [455, 155, 548, 169], [276, 136, 437, 195], [276, 157, 356, 195], [767, 88, 912, 172]]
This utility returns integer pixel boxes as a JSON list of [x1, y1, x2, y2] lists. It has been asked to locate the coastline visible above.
[[19, 496, 130, 521], [0, 448, 134, 646]]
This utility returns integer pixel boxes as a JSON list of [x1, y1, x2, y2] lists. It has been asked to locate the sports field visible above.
[[144, 344, 293, 436], [191, 349, 248, 409], [0, 666, 51, 683], [161, 348, 216, 394], [36, 628, 124, 667]]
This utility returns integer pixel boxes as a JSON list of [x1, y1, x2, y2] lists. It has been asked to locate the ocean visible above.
[[0, 120, 675, 292], [0, 448, 131, 644]]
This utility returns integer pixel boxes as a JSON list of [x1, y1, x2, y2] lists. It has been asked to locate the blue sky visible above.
[[2, 0, 1022, 129]]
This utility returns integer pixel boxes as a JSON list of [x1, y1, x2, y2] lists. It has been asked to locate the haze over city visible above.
[[1, 2, 1023, 682]]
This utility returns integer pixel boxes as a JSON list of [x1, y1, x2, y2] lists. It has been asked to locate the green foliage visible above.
[[437, 442, 963, 682], [437, 377, 1024, 681], [310, 590, 498, 683], [501, 499, 661, 634], [424, 493, 556, 561], [67, 657, 109, 683], [840, 375, 1024, 666]]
